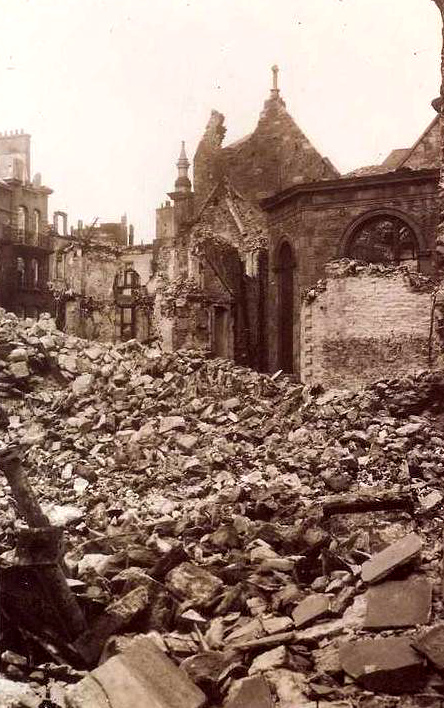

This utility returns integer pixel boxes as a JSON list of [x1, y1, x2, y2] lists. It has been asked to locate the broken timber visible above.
[[0, 446, 87, 643], [322, 490, 415, 518]]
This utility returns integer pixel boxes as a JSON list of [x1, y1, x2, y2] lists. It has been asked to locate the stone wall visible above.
[[400, 117, 441, 170], [301, 262, 440, 390], [264, 170, 439, 375]]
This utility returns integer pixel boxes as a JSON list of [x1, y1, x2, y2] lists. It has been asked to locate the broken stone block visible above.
[[67, 636, 206, 708], [263, 669, 308, 706], [361, 532, 422, 584], [72, 373, 94, 396], [85, 346, 102, 361], [166, 562, 223, 607], [0, 677, 41, 708], [321, 470, 352, 492], [396, 422, 423, 436], [58, 353, 77, 373], [261, 616, 293, 635], [8, 360, 29, 378], [176, 433, 198, 452], [224, 676, 273, 708], [209, 524, 240, 549], [339, 636, 426, 694], [8, 347, 28, 362], [159, 416, 186, 434], [40, 502, 83, 527], [291, 594, 332, 629], [248, 645, 287, 674], [73, 586, 151, 666], [181, 650, 241, 696], [412, 624, 444, 670], [364, 575, 432, 629], [419, 490, 443, 511]]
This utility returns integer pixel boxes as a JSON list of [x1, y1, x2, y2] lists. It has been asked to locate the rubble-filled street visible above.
[[2, 309, 444, 706]]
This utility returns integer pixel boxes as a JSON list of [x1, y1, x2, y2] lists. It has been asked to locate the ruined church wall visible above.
[[266, 175, 438, 375], [301, 267, 439, 390]]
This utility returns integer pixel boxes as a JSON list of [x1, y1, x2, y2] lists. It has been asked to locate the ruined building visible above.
[[150, 67, 442, 386], [0, 131, 53, 319], [2, 67, 443, 389]]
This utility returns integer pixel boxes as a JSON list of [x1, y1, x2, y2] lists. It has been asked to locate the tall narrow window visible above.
[[31, 258, 39, 288], [33, 210, 40, 238], [120, 306, 135, 341], [17, 257, 25, 289], [55, 253, 63, 279], [17, 207, 26, 240]]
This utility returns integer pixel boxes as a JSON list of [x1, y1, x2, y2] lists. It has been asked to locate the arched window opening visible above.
[[55, 252, 63, 279], [346, 216, 418, 270], [17, 207, 27, 241], [31, 258, 39, 288], [17, 257, 25, 289], [277, 241, 295, 373]]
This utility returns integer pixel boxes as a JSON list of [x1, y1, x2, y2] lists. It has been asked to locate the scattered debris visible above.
[[0, 310, 444, 705]]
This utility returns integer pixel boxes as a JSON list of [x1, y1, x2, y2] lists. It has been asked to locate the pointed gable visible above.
[[193, 67, 339, 209], [221, 89, 339, 202], [393, 116, 440, 170]]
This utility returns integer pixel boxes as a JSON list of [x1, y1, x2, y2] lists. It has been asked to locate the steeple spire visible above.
[[271, 64, 280, 97], [174, 141, 191, 193]]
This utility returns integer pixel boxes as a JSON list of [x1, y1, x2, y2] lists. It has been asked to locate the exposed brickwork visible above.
[[301, 264, 441, 390]]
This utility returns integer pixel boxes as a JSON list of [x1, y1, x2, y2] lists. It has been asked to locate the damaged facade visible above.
[[0, 131, 53, 320], [149, 67, 443, 385], [2, 68, 444, 388]]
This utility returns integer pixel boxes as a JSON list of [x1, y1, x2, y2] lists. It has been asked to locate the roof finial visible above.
[[271, 64, 279, 96], [177, 140, 189, 170]]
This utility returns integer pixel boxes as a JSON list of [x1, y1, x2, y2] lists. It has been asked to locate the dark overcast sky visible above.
[[0, 0, 441, 241]]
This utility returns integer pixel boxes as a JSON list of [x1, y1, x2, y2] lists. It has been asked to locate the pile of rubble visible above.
[[2, 309, 444, 706]]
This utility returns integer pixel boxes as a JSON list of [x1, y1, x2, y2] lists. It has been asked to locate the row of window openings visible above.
[[17, 207, 41, 237], [17, 257, 40, 288]]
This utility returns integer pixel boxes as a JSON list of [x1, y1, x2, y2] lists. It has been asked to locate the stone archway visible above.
[[277, 241, 295, 372]]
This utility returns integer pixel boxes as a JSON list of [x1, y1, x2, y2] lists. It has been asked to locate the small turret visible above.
[[174, 141, 192, 193]]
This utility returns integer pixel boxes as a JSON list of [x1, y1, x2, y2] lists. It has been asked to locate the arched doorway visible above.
[[277, 241, 295, 372]]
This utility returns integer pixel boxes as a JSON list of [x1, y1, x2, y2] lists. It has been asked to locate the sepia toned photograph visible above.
[[0, 0, 444, 705]]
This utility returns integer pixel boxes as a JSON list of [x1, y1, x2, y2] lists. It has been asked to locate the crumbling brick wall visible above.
[[301, 262, 441, 390]]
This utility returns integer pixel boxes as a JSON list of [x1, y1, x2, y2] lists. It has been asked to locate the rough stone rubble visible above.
[[3, 311, 444, 706]]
